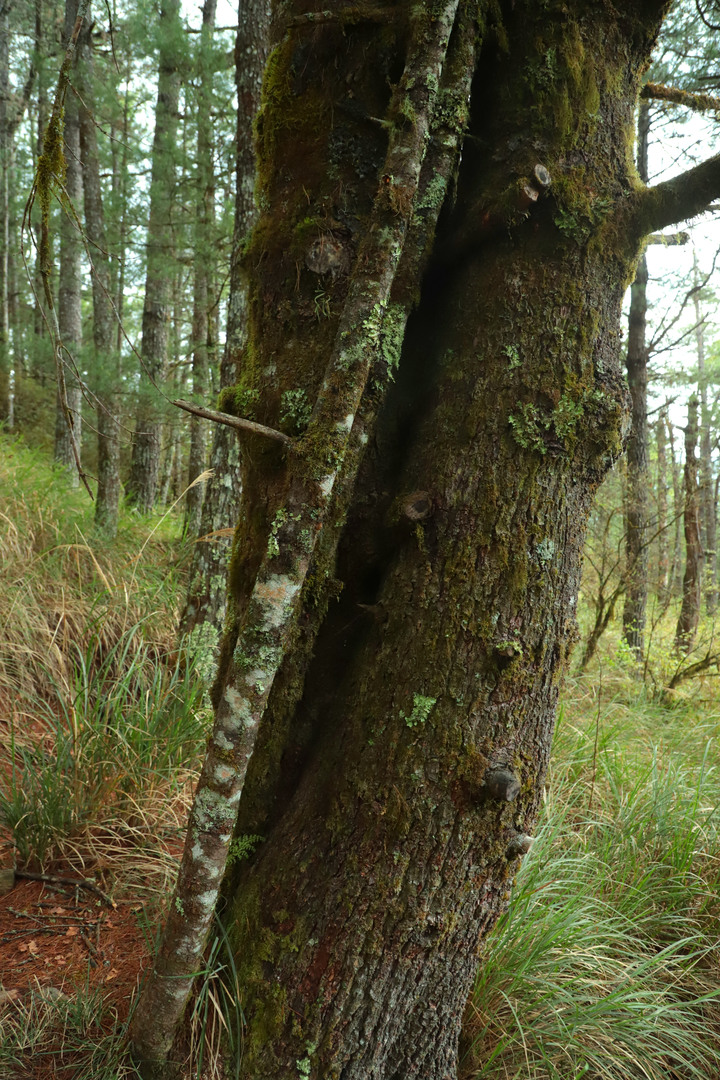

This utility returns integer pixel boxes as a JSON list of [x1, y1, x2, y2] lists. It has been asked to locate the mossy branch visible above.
[[633, 152, 720, 235], [173, 398, 292, 445], [641, 81, 720, 113]]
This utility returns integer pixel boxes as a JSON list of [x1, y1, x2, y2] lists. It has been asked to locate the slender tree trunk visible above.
[[126, 0, 182, 512], [693, 257, 716, 613], [667, 414, 683, 597], [656, 408, 669, 605], [32, 0, 48, 355], [178, 0, 268, 644], [622, 101, 650, 658], [53, 0, 84, 483], [675, 395, 703, 652], [184, 0, 217, 536], [77, 14, 121, 535], [112, 77, 130, 355]]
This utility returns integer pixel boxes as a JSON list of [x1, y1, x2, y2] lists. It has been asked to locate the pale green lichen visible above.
[[403, 693, 437, 729]]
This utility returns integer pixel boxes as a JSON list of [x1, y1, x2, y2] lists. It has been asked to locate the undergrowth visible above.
[[0, 434, 208, 884], [464, 667, 720, 1079]]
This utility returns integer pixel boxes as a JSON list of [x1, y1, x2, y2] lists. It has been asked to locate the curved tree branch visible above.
[[633, 152, 720, 235]]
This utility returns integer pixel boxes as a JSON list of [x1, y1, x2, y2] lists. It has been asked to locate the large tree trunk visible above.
[[622, 101, 650, 659], [126, 0, 182, 512], [53, 0, 83, 482], [675, 395, 703, 652], [178, 0, 268, 643], [77, 15, 121, 536], [132, 1, 720, 1075]]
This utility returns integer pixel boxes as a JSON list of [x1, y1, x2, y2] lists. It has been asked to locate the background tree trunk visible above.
[[126, 0, 182, 512], [622, 101, 650, 659], [184, 0, 217, 537], [656, 408, 670, 606], [675, 395, 703, 652], [178, 0, 269, 645], [667, 414, 684, 597], [693, 257, 716, 614], [53, 0, 83, 483], [77, 13, 121, 535]]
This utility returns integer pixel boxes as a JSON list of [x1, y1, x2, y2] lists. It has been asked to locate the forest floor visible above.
[[2, 434, 720, 1079]]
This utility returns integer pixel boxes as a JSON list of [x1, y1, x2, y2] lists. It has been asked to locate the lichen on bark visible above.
[[132, 2, 720, 1076]]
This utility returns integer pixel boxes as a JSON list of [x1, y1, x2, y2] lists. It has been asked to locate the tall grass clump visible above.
[[0, 982, 141, 1080], [0, 435, 209, 884], [464, 683, 720, 1080]]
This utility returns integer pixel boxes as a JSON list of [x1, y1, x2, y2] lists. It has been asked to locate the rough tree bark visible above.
[[178, 0, 268, 649], [53, 0, 83, 483], [126, 0, 182, 512], [622, 100, 650, 659], [675, 395, 703, 652], [132, 1, 720, 1075]]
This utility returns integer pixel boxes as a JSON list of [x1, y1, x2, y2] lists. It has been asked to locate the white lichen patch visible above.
[[222, 686, 254, 732], [319, 473, 336, 499], [213, 762, 236, 784], [254, 574, 301, 630], [213, 730, 233, 752], [336, 413, 354, 433], [196, 889, 219, 914]]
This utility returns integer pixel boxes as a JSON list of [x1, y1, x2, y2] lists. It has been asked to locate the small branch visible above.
[[15, 870, 116, 908], [172, 399, 292, 446], [634, 152, 720, 235], [641, 81, 720, 113]]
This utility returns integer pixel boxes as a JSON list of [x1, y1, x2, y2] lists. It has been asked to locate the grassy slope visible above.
[[2, 436, 720, 1078]]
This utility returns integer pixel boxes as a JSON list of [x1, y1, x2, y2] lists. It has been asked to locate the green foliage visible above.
[[403, 693, 437, 729], [227, 834, 264, 866]]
